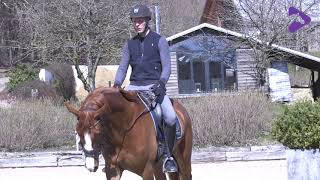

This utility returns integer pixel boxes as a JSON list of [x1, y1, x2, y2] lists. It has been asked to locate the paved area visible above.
[[0, 160, 287, 180]]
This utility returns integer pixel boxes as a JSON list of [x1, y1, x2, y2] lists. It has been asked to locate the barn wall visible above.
[[236, 49, 259, 90], [167, 52, 179, 97]]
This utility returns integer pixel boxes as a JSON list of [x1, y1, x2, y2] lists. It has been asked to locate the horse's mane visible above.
[[77, 87, 140, 131], [80, 87, 118, 111], [76, 87, 118, 131]]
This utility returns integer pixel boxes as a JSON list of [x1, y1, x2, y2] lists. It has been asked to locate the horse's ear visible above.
[[119, 89, 138, 102], [64, 101, 80, 117], [94, 103, 111, 119]]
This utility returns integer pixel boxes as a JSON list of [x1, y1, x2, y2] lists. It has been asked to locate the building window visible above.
[[177, 54, 237, 94]]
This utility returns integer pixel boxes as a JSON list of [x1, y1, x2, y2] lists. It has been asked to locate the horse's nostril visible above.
[[93, 166, 98, 172]]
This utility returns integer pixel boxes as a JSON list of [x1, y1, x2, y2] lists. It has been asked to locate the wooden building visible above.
[[165, 23, 320, 99]]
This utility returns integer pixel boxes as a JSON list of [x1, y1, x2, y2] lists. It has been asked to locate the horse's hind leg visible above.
[[167, 172, 179, 180], [173, 127, 192, 179]]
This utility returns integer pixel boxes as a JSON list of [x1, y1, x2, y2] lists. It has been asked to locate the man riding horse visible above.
[[113, 4, 178, 173]]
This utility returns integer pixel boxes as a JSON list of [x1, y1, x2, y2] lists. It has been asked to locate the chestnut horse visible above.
[[65, 87, 192, 180]]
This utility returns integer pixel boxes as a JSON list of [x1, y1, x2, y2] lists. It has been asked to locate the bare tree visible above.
[[239, 0, 319, 81], [11, 0, 133, 92], [146, 0, 206, 36]]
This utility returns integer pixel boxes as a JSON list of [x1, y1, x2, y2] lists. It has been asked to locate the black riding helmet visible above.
[[129, 4, 152, 20]]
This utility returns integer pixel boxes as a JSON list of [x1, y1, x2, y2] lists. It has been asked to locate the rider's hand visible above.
[[150, 80, 166, 95], [150, 80, 166, 103], [113, 84, 121, 88]]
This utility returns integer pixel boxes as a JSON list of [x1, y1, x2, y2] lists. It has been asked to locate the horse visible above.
[[65, 87, 193, 180]]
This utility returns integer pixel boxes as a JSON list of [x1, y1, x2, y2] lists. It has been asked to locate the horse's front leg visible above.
[[104, 162, 123, 180], [142, 162, 155, 180]]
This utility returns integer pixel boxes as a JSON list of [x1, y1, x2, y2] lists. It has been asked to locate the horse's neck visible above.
[[103, 101, 141, 146]]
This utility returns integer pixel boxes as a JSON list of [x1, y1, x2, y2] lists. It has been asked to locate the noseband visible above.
[[82, 119, 102, 159], [83, 147, 100, 159]]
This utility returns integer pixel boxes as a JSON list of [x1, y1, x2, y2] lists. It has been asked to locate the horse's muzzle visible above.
[[85, 157, 99, 172], [86, 165, 98, 172], [83, 148, 100, 172]]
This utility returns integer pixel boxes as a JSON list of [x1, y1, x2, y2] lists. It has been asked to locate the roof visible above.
[[167, 23, 320, 71], [200, 0, 243, 31]]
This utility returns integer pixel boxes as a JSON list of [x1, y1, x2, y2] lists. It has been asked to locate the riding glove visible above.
[[150, 80, 166, 104]]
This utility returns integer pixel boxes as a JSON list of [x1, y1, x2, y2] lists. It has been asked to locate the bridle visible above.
[[83, 90, 155, 164], [89, 119, 101, 129], [81, 118, 102, 160], [83, 147, 100, 159]]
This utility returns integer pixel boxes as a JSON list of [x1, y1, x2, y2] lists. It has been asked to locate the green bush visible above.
[[272, 100, 320, 149], [8, 64, 38, 92]]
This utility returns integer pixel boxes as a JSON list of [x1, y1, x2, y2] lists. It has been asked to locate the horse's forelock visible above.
[[77, 88, 116, 129], [77, 111, 96, 133]]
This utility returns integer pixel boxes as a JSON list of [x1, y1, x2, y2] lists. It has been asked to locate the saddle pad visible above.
[[137, 92, 182, 142]]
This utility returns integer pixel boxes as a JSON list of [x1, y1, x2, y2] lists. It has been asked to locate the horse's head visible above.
[[64, 87, 139, 172], [65, 101, 108, 172]]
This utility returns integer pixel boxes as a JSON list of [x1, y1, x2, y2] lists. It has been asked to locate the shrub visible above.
[[0, 90, 277, 151], [45, 64, 76, 100], [0, 98, 76, 151], [272, 100, 320, 149], [10, 80, 57, 100], [178, 91, 277, 147], [7, 64, 38, 92]]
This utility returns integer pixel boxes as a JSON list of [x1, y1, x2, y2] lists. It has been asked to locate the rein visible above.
[[115, 106, 150, 164], [89, 119, 101, 129], [88, 92, 154, 164]]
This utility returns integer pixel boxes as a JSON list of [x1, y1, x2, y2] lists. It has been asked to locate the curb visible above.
[[192, 144, 285, 163], [0, 144, 286, 168]]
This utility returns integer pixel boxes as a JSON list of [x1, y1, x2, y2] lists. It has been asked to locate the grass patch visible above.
[[0, 98, 76, 151], [0, 91, 279, 151], [178, 91, 278, 147]]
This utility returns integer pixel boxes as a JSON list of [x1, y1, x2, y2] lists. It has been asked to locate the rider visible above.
[[113, 4, 178, 173]]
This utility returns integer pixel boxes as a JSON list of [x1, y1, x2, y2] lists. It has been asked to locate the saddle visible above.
[[137, 91, 182, 160]]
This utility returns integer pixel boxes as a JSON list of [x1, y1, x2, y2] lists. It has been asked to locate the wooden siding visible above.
[[166, 52, 179, 97], [236, 49, 259, 90]]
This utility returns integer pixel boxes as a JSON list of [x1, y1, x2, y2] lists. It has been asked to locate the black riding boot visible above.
[[163, 122, 178, 173]]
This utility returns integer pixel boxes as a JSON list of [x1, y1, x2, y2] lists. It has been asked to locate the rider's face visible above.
[[132, 17, 147, 33]]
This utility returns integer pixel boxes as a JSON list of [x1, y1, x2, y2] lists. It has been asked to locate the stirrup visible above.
[[162, 156, 178, 173]]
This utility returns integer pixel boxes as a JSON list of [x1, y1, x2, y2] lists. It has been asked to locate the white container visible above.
[[287, 149, 320, 180]]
